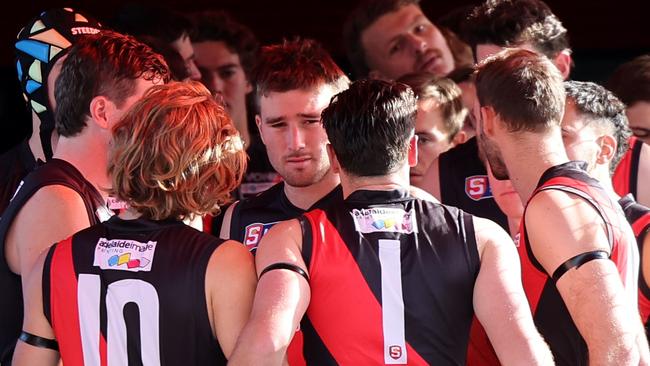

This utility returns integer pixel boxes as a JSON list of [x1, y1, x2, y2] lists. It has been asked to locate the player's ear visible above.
[[326, 143, 340, 174], [596, 134, 616, 165], [255, 115, 265, 145], [408, 135, 418, 167]]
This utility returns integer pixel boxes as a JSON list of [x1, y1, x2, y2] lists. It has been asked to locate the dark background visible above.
[[2, 0, 649, 152]]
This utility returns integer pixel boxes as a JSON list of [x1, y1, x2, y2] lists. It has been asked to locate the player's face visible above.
[[626, 101, 650, 145], [257, 84, 335, 187], [487, 163, 523, 219], [111, 78, 162, 128], [193, 41, 251, 125], [474, 100, 510, 180], [171, 34, 201, 81], [410, 99, 454, 187], [561, 100, 602, 173], [361, 4, 454, 80]]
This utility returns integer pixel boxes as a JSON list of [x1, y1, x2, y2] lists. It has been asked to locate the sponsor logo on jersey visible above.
[[351, 207, 417, 234], [243, 222, 278, 251], [465, 175, 493, 201], [389, 345, 402, 360], [94, 238, 157, 272]]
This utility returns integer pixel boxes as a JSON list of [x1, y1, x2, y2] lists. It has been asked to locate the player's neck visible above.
[[591, 164, 620, 200], [340, 167, 410, 199], [506, 132, 569, 203], [284, 169, 340, 210], [53, 134, 110, 200]]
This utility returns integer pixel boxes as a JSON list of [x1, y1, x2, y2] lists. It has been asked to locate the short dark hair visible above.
[[55, 31, 170, 137], [398, 72, 466, 141], [190, 11, 259, 79], [343, 0, 420, 78], [564, 81, 631, 175], [111, 4, 192, 44], [464, 0, 570, 59], [475, 48, 565, 132], [606, 54, 650, 107], [252, 38, 348, 104], [138, 35, 189, 81], [322, 79, 416, 177]]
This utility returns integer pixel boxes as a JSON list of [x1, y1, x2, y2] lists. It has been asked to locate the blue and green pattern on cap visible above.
[[15, 7, 101, 159]]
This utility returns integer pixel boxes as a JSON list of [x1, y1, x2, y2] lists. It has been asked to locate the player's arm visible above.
[[526, 190, 649, 364], [218, 201, 238, 240], [207, 240, 257, 358], [229, 219, 310, 366], [6, 185, 90, 277], [418, 157, 441, 200], [472, 216, 554, 365], [12, 251, 59, 366]]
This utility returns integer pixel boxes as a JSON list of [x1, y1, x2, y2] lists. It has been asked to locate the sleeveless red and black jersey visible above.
[[438, 137, 509, 232], [614, 136, 643, 199], [224, 182, 343, 253], [619, 193, 650, 332], [518, 161, 639, 366], [299, 189, 481, 365], [43, 216, 227, 366], [0, 158, 110, 365]]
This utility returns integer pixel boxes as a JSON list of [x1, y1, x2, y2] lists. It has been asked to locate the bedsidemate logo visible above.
[[243, 222, 278, 251], [465, 175, 493, 201], [93, 238, 157, 272], [350, 207, 417, 234]]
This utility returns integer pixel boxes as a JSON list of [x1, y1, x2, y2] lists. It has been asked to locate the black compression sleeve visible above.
[[259, 262, 309, 283], [552, 250, 610, 282], [19, 331, 59, 351]]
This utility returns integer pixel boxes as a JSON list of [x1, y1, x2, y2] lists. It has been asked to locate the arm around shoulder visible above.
[[207, 239, 256, 359], [13, 251, 59, 366], [472, 216, 554, 365], [229, 219, 310, 366]]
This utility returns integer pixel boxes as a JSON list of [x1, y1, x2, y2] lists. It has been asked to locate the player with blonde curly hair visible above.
[[14, 81, 255, 366]]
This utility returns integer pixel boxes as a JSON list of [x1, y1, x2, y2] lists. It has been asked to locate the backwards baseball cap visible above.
[[15, 8, 101, 160]]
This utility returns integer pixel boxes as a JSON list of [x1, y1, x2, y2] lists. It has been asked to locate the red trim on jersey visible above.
[[640, 288, 650, 325], [50, 237, 85, 366], [466, 317, 500, 366], [517, 220, 548, 312], [100, 334, 107, 366], [613, 136, 638, 197], [287, 330, 306, 366], [633, 214, 650, 324], [202, 215, 214, 235], [303, 209, 428, 365], [632, 214, 650, 237]]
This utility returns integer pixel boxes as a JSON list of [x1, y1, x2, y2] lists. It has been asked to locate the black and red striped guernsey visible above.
[[42, 216, 227, 366], [0, 158, 110, 365], [299, 189, 481, 365], [613, 136, 643, 199], [518, 161, 639, 366], [619, 193, 650, 333]]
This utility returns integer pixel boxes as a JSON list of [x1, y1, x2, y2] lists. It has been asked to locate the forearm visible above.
[[12, 341, 59, 366], [228, 323, 291, 365]]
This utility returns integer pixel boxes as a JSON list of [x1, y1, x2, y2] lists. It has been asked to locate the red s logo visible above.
[[389, 345, 402, 360], [465, 175, 492, 201]]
